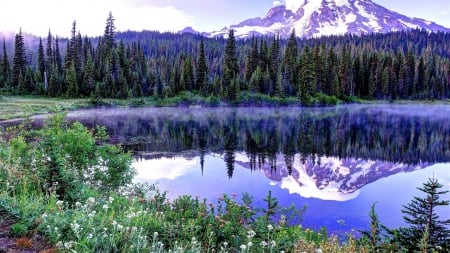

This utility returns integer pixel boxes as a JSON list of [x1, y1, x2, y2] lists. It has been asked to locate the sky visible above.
[[0, 0, 449, 37]]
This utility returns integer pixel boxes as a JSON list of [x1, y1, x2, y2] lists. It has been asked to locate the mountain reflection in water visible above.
[[9, 104, 449, 233]]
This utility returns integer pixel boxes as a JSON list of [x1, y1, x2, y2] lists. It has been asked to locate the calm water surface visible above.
[[62, 105, 450, 234]]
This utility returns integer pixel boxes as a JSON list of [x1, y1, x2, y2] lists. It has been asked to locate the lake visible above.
[[14, 104, 450, 235]]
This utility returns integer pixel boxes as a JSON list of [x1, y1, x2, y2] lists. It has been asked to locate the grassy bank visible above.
[[0, 95, 90, 121]]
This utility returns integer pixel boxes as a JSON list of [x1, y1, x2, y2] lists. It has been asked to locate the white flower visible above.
[[87, 197, 96, 204], [247, 242, 253, 247], [102, 204, 108, 210], [75, 202, 82, 207], [63, 241, 73, 249], [223, 241, 228, 247], [270, 240, 276, 247], [108, 196, 114, 203], [267, 224, 274, 231], [240, 244, 247, 250], [154, 232, 159, 237], [56, 200, 64, 206], [260, 241, 268, 247], [87, 233, 93, 239], [71, 222, 80, 232]]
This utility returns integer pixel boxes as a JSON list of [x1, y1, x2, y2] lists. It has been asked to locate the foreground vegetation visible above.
[[0, 114, 449, 252]]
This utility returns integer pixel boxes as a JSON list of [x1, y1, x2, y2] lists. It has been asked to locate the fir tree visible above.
[[1, 40, 10, 88], [37, 38, 46, 82], [180, 56, 194, 91], [269, 35, 280, 84], [196, 38, 208, 93], [245, 35, 258, 81], [11, 29, 27, 90], [223, 29, 239, 99], [103, 12, 116, 51], [284, 29, 298, 90], [397, 177, 450, 252], [65, 61, 79, 98]]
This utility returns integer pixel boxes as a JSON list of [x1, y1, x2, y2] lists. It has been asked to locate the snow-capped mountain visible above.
[[209, 0, 450, 38], [234, 153, 428, 201]]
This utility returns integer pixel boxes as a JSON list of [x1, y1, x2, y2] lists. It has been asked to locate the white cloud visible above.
[[133, 157, 199, 181], [272, 0, 303, 11], [273, 0, 283, 6], [0, 0, 196, 37]]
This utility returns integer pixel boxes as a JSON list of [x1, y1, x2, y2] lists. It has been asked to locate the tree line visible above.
[[1, 13, 450, 103]]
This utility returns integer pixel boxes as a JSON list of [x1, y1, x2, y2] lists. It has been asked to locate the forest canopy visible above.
[[1, 13, 450, 104]]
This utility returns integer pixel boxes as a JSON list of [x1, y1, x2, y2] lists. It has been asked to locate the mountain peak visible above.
[[209, 0, 450, 38]]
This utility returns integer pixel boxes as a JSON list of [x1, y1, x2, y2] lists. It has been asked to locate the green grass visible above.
[[0, 96, 90, 120]]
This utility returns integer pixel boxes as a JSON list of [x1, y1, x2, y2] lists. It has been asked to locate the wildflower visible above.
[[260, 241, 268, 247], [267, 224, 274, 231], [153, 231, 159, 237], [270, 240, 276, 247], [102, 204, 108, 210], [108, 196, 114, 203], [87, 197, 96, 204], [247, 242, 253, 247], [223, 242, 228, 247], [63, 241, 73, 249], [56, 200, 64, 206], [231, 192, 238, 198], [87, 234, 93, 239], [279, 215, 286, 226], [88, 211, 96, 218], [247, 229, 256, 238], [75, 202, 82, 208], [71, 222, 80, 232], [240, 244, 247, 251], [41, 213, 48, 219]]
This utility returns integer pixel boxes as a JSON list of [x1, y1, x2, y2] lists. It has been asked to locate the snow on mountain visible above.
[[208, 0, 450, 38], [234, 153, 427, 201]]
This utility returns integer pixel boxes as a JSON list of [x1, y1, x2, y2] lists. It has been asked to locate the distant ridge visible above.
[[201, 0, 450, 38]]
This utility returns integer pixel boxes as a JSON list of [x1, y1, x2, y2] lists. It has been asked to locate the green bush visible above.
[[10, 222, 28, 237], [2, 113, 134, 202]]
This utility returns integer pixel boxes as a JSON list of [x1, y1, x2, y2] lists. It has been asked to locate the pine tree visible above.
[[37, 38, 46, 82], [54, 36, 63, 78], [299, 46, 315, 103], [284, 29, 298, 92], [65, 61, 79, 98], [180, 56, 194, 92], [103, 12, 116, 51], [397, 177, 450, 252], [269, 35, 280, 85], [65, 21, 78, 70], [245, 36, 258, 81], [274, 68, 285, 98], [11, 29, 27, 91], [46, 30, 53, 69], [223, 29, 239, 99], [196, 38, 208, 93], [1, 40, 10, 88]]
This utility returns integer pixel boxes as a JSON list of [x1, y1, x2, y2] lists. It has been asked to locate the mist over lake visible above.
[[6, 104, 450, 235]]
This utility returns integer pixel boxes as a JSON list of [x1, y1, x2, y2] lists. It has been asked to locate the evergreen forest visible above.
[[1, 13, 450, 104]]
